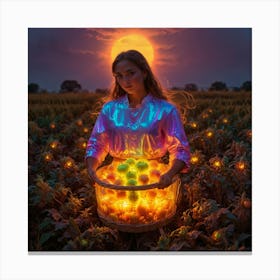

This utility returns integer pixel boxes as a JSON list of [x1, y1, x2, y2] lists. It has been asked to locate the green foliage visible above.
[[28, 91, 251, 251]]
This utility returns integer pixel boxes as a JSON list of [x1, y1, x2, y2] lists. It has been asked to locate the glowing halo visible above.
[[111, 34, 154, 66]]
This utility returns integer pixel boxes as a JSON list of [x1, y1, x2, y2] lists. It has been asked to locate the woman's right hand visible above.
[[86, 157, 99, 185], [87, 168, 97, 185]]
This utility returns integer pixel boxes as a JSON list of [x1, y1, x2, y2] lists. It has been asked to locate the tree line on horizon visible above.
[[28, 80, 252, 94]]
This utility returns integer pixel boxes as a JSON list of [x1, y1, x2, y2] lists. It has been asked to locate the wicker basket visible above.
[[94, 169, 181, 233]]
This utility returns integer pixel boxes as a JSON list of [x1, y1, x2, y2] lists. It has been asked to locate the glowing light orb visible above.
[[44, 153, 53, 162], [111, 34, 154, 66], [64, 160, 73, 169], [206, 131, 213, 138], [50, 123, 56, 129], [236, 161, 246, 170], [190, 156, 199, 164], [190, 122, 198, 128], [50, 141, 59, 149]]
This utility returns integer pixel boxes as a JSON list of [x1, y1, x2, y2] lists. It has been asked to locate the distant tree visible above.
[[184, 83, 198, 92], [60, 80, 82, 93], [28, 83, 40, 93], [209, 81, 228, 91], [170, 86, 183, 91], [240, 81, 252, 91]]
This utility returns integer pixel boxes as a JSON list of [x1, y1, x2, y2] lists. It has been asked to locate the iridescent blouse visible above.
[[85, 94, 190, 170]]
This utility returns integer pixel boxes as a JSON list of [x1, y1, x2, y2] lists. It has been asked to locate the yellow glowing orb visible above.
[[111, 34, 154, 66], [206, 131, 213, 138], [213, 160, 221, 168], [191, 156, 199, 164], [191, 122, 198, 128], [236, 162, 245, 170], [65, 161, 73, 168]]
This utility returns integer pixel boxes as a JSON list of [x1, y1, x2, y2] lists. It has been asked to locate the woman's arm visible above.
[[158, 158, 185, 188], [86, 157, 99, 184]]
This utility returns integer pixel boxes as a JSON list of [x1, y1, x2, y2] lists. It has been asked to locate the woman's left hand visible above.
[[158, 172, 173, 189]]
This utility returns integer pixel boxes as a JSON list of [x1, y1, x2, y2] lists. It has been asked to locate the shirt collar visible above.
[[123, 93, 152, 108]]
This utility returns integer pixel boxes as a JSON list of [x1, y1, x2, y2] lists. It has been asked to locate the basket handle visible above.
[[92, 173, 179, 191]]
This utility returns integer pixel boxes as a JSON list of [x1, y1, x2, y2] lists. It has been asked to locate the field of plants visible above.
[[28, 90, 252, 251]]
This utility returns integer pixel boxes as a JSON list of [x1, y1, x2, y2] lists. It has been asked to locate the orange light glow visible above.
[[76, 119, 83, 126], [83, 127, 89, 133], [44, 153, 53, 162], [206, 131, 213, 138], [50, 123, 56, 129], [95, 158, 179, 225], [111, 34, 154, 66], [190, 122, 198, 128], [190, 156, 199, 164], [213, 160, 221, 168], [64, 160, 73, 169], [222, 118, 228, 124], [82, 142, 87, 149], [236, 161, 245, 170], [50, 141, 59, 149]]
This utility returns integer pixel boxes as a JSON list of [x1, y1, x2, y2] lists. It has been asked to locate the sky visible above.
[[28, 28, 251, 92]]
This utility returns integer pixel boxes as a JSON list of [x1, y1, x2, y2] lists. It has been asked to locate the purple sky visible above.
[[28, 28, 251, 92]]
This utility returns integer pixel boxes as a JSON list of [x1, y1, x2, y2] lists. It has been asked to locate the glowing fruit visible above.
[[150, 169, 161, 178], [125, 158, 136, 165], [117, 163, 129, 173], [136, 161, 149, 171], [114, 179, 123, 185], [128, 191, 139, 202], [147, 190, 157, 199], [127, 179, 137, 186], [116, 191, 126, 199], [106, 173, 116, 182], [139, 174, 149, 184], [137, 205, 148, 217], [126, 171, 137, 179]]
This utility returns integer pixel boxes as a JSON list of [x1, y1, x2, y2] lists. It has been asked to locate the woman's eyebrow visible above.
[[115, 68, 135, 75]]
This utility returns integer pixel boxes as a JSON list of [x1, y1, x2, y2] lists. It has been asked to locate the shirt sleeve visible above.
[[85, 105, 109, 165], [164, 107, 190, 173]]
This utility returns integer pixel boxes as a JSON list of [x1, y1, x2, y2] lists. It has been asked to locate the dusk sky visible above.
[[28, 28, 251, 92]]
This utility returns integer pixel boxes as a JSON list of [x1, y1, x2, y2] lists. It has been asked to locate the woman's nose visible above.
[[123, 76, 131, 86]]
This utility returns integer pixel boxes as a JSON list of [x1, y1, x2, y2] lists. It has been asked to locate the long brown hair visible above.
[[101, 49, 195, 124], [108, 49, 167, 101]]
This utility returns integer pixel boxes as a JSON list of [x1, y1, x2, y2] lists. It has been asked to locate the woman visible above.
[[85, 49, 190, 188]]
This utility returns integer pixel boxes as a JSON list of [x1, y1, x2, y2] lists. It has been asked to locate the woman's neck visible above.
[[127, 90, 148, 107]]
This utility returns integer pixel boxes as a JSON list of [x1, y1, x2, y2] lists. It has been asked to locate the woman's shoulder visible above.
[[101, 96, 126, 112], [150, 95, 177, 113]]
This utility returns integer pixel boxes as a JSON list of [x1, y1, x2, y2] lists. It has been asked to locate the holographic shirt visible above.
[[85, 94, 190, 169]]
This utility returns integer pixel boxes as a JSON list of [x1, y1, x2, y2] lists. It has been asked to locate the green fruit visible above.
[[127, 179, 137, 186], [136, 161, 149, 171], [128, 191, 139, 202], [126, 171, 137, 179], [125, 158, 136, 165], [117, 163, 129, 173]]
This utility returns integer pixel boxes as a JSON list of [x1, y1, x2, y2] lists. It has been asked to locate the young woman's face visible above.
[[114, 60, 147, 96]]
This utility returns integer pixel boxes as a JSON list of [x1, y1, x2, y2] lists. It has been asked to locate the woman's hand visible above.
[[86, 157, 99, 185], [87, 168, 97, 185], [158, 172, 173, 188], [158, 159, 186, 188]]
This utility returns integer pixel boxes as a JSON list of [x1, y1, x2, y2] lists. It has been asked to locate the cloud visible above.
[[67, 48, 97, 56]]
